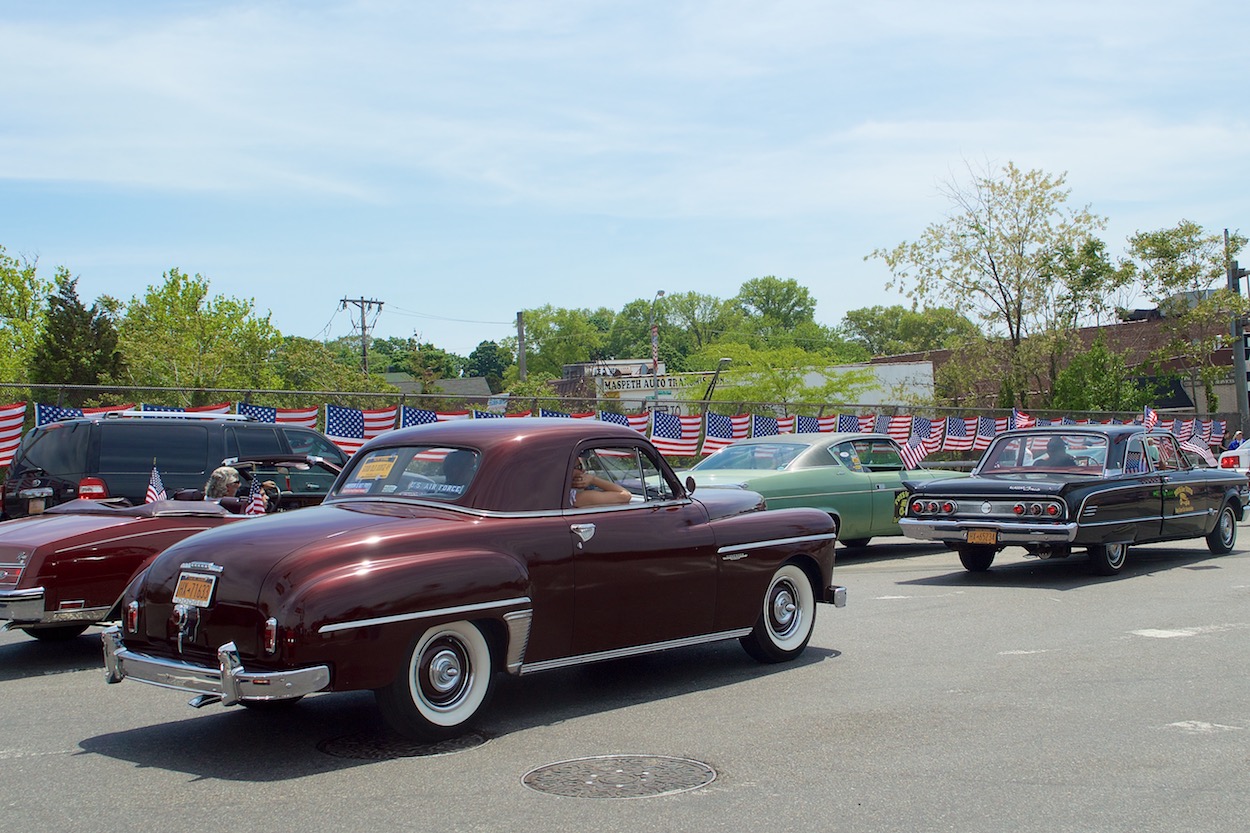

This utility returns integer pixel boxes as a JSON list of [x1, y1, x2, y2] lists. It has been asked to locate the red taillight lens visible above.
[[78, 477, 108, 499], [1046, 504, 1060, 516], [941, 501, 956, 514], [924, 501, 938, 513], [1013, 503, 1025, 515], [125, 601, 139, 632], [1221, 457, 1238, 469], [911, 501, 923, 514]]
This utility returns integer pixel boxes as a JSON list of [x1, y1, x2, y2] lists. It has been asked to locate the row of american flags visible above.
[[4, 401, 1226, 468]]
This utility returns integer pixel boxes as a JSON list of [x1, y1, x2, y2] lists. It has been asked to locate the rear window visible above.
[[98, 423, 211, 474], [8, 422, 91, 476], [333, 446, 479, 501], [228, 425, 285, 458]]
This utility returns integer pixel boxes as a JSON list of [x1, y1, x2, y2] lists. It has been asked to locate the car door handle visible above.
[[570, 523, 596, 544]]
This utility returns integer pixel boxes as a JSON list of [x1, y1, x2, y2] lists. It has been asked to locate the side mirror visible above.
[[685, 475, 697, 495]]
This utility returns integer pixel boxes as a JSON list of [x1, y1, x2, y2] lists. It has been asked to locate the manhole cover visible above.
[[317, 731, 490, 760], [521, 754, 716, 799]]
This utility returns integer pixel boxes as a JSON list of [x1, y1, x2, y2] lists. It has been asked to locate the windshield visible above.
[[332, 446, 481, 501], [690, 442, 810, 472], [979, 433, 1108, 476]]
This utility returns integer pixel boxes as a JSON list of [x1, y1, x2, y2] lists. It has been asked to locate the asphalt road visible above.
[[2, 533, 1247, 833]]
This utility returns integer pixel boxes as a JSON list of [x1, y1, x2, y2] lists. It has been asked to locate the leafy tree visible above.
[[29, 269, 125, 402], [1050, 336, 1155, 411], [505, 305, 614, 379], [465, 340, 512, 393], [735, 276, 817, 332], [870, 162, 1112, 407], [840, 305, 981, 356], [271, 336, 397, 398], [691, 342, 874, 409], [408, 342, 464, 387], [115, 268, 284, 402], [1125, 221, 1247, 411], [0, 246, 51, 382]]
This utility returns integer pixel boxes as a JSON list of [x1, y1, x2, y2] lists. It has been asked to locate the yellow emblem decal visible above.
[[1174, 485, 1194, 513]]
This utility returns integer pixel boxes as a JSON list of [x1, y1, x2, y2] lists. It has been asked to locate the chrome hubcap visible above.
[[770, 581, 800, 638], [427, 648, 462, 694]]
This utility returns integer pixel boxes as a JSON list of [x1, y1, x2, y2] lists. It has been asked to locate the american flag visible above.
[[472, 410, 504, 419], [1156, 418, 1175, 433], [1211, 419, 1226, 444], [776, 416, 795, 434], [1174, 419, 1195, 441], [325, 404, 398, 455], [795, 415, 821, 434], [816, 415, 839, 432], [145, 466, 167, 503], [1180, 438, 1217, 466], [243, 477, 267, 515], [400, 406, 439, 428], [34, 402, 135, 426], [701, 412, 750, 455], [1011, 408, 1035, 429], [539, 408, 570, 418], [942, 416, 975, 451], [1142, 406, 1159, 431], [236, 402, 319, 428], [972, 416, 999, 450], [753, 414, 780, 437], [836, 413, 860, 433], [1197, 419, 1214, 443], [650, 412, 701, 456], [598, 411, 650, 433], [141, 402, 233, 415], [899, 416, 938, 469], [1060, 416, 1077, 425], [877, 415, 913, 443], [857, 414, 876, 432], [0, 402, 28, 468]]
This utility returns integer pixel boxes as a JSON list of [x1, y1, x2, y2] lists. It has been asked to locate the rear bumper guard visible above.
[[898, 518, 1079, 544], [102, 626, 330, 707]]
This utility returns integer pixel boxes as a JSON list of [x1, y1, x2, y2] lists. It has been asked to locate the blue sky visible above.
[[2, 1, 1246, 356]]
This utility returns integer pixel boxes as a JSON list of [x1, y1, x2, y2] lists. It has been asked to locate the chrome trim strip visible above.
[[502, 609, 533, 675], [518, 628, 754, 675], [52, 527, 222, 556], [325, 496, 691, 519], [317, 595, 532, 634], [717, 532, 838, 554]]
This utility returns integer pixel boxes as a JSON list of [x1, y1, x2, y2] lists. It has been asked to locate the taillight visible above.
[[1221, 457, 1238, 469], [78, 477, 108, 499], [941, 501, 957, 514], [263, 617, 279, 654], [1013, 503, 1025, 515], [911, 501, 923, 514], [125, 601, 139, 632], [1046, 504, 1060, 516]]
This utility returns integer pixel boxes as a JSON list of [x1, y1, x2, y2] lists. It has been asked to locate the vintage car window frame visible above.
[[1144, 433, 1187, 472], [568, 442, 685, 510], [332, 445, 481, 502], [833, 441, 865, 473], [853, 438, 905, 471]]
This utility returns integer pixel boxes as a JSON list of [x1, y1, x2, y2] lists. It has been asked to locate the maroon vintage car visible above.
[[0, 455, 340, 641], [103, 418, 844, 740]]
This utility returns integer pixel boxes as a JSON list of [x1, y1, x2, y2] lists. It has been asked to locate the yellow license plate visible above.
[[172, 573, 217, 607], [966, 528, 997, 545], [27, 498, 45, 515]]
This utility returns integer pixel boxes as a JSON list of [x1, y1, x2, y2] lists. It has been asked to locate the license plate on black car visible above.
[[966, 528, 997, 545], [173, 572, 217, 607]]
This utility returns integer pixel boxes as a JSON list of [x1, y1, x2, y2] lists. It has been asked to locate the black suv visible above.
[[2, 411, 347, 519]]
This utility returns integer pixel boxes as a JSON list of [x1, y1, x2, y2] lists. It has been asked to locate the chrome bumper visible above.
[[898, 518, 1079, 544], [102, 626, 330, 707], [0, 587, 46, 623]]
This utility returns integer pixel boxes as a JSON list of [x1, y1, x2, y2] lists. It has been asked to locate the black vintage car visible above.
[[897, 426, 1249, 575]]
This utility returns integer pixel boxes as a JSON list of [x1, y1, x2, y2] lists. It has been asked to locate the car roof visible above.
[[723, 432, 894, 446]]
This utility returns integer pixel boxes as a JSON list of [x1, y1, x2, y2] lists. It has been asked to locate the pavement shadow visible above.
[[0, 627, 108, 681], [77, 640, 840, 782], [898, 544, 1235, 591]]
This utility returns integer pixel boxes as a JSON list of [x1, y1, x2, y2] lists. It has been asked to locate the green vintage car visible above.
[[683, 432, 964, 547]]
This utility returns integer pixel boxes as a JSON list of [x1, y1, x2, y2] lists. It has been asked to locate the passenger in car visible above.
[[1035, 437, 1077, 468], [569, 459, 631, 508]]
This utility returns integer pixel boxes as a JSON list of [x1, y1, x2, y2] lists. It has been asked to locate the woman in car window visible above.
[[569, 458, 631, 508]]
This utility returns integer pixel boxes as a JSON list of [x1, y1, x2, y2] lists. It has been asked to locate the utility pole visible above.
[[516, 311, 527, 381], [1226, 230, 1250, 435], [340, 297, 383, 373]]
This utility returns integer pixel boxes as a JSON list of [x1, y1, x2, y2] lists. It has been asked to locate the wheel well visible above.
[[473, 617, 508, 674], [1227, 496, 1245, 522], [785, 555, 822, 599]]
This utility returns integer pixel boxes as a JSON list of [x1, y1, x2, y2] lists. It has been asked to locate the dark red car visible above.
[[0, 455, 341, 641], [103, 418, 844, 740]]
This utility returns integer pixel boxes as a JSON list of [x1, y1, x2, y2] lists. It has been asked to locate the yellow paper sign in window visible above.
[[357, 454, 399, 481]]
